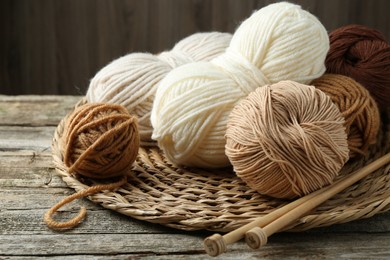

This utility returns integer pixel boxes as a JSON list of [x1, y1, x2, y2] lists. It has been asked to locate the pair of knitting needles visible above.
[[203, 152, 390, 257]]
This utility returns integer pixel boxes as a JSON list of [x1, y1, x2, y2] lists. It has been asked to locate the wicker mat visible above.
[[51, 99, 390, 232]]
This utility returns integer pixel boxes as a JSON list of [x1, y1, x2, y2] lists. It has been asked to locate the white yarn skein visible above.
[[86, 32, 232, 145], [151, 2, 330, 168]]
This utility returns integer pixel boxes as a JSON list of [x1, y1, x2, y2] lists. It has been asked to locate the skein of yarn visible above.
[[63, 103, 140, 178], [325, 24, 390, 111], [86, 32, 232, 145], [151, 2, 329, 168], [312, 74, 380, 158], [225, 81, 349, 199], [44, 103, 140, 229]]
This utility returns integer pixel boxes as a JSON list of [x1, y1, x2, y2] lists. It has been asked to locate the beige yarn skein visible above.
[[312, 74, 381, 158], [225, 81, 349, 199], [152, 2, 329, 168], [86, 32, 232, 145]]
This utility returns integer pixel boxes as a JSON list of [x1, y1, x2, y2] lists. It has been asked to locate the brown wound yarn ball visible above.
[[325, 24, 390, 110], [312, 74, 380, 158], [44, 103, 139, 230], [62, 103, 140, 179], [225, 81, 349, 199]]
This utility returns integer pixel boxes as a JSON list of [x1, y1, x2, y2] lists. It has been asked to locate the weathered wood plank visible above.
[[0, 150, 52, 167], [0, 95, 389, 258], [3, 186, 390, 234], [1, 150, 390, 236], [0, 95, 81, 126], [0, 126, 55, 151], [0, 151, 64, 188], [1, 233, 390, 258], [2, 186, 390, 234], [0, 208, 173, 235], [0, 233, 203, 256], [0, 150, 177, 235], [1, 187, 95, 210]]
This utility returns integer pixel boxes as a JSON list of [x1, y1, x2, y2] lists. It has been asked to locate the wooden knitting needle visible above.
[[203, 152, 390, 256], [245, 152, 390, 249], [203, 169, 334, 256]]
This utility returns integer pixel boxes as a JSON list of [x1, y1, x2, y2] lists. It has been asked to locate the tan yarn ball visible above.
[[62, 103, 140, 179], [312, 74, 380, 158], [225, 81, 349, 199]]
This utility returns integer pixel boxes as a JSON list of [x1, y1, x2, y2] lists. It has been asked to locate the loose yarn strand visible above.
[[44, 176, 127, 229]]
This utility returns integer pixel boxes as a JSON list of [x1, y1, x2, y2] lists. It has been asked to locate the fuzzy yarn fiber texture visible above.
[[225, 81, 349, 199], [151, 2, 329, 168], [63, 103, 140, 179], [86, 32, 231, 145], [325, 24, 390, 111], [312, 74, 380, 158]]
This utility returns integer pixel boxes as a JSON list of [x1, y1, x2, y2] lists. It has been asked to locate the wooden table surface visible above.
[[1, 95, 390, 259]]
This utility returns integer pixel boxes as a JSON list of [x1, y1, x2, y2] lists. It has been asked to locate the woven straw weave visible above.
[[52, 99, 390, 232]]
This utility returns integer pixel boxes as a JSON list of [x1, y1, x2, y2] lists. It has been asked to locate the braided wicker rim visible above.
[[52, 99, 390, 232]]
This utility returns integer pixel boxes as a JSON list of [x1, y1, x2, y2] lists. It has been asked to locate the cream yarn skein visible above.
[[86, 32, 232, 145], [151, 2, 330, 168]]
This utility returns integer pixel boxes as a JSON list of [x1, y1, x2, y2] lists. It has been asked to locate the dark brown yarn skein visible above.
[[325, 24, 390, 111], [312, 74, 380, 158], [44, 103, 140, 229]]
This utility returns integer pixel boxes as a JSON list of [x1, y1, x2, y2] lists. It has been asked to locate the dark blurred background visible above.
[[1, 0, 389, 95]]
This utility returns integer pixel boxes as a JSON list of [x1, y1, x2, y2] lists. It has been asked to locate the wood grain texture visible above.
[[1, 233, 390, 258], [0, 95, 81, 126], [1, 0, 389, 95], [0, 95, 390, 258]]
